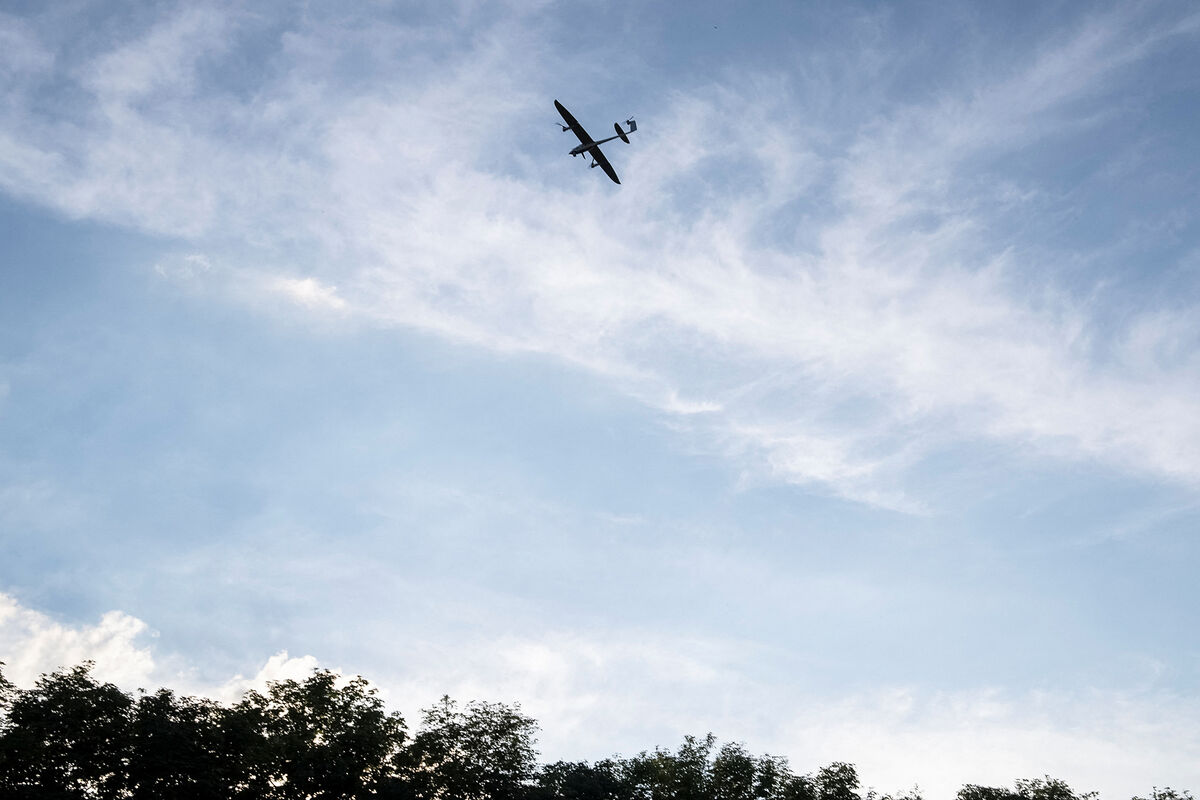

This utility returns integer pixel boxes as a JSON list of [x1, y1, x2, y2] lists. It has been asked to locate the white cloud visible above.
[[777, 687, 1200, 800], [80, 7, 229, 103], [2, 4, 1199, 512], [153, 252, 212, 280], [207, 650, 323, 704], [345, 629, 1200, 799], [267, 275, 348, 311], [0, 591, 326, 702], [2, 591, 1198, 797], [0, 591, 156, 688]]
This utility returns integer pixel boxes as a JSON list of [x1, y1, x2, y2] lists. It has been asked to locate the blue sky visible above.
[[3, 0, 1200, 795]]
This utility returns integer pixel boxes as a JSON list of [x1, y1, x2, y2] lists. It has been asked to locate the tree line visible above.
[[0, 662, 1191, 800]]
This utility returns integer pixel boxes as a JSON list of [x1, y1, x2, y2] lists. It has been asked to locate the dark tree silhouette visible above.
[[393, 695, 539, 800], [0, 662, 133, 799], [235, 669, 407, 799], [536, 758, 631, 799], [958, 777, 1099, 800], [0, 661, 1189, 800], [709, 741, 760, 800], [618, 733, 824, 800], [814, 762, 863, 800], [126, 688, 228, 799], [1132, 790, 1195, 800], [958, 786, 1022, 800]]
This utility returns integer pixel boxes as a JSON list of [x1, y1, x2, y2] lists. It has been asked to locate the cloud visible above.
[[0, 590, 323, 703], [80, 6, 230, 103], [0, 12, 53, 78], [267, 275, 347, 311], [207, 650, 323, 704], [3, 590, 1198, 797], [774, 686, 1200, 800], [0, 590, 156, 688], [2, 4, 1199, 510], [153, 252, 212, 280], [321, 628, 1200, 799]]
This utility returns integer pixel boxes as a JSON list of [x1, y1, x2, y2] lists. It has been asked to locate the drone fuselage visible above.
[[570, 136, 615, 156]]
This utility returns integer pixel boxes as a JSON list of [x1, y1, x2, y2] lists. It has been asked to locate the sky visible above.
[[2, 0, 1200, 796]]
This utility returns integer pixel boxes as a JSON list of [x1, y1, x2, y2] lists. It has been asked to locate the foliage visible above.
[[393, 695, 538, 800], [237, 670, 407, 799], [536, 758, 629, 800], [1131, 790, 1195, 800], [0, 662, 133, 799], [958, 778, 1100, 800], [126, 688, 229, 799], [0, 662, 405, 799], [0, 661, 1191, 800], [958, 786, 1022, 800], [1015, 777, 1098, 800]]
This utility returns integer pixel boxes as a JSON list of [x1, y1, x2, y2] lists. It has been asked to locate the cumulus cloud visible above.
[[0, 591, 156, 688], [0, 591, 321, 702], [207, 649, 323, 704]]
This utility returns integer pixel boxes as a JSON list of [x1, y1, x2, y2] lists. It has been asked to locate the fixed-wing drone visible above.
[[555, 99, 637, 184]]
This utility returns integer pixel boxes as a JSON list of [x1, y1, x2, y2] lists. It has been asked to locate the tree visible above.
[[957, 787, 1020, 800], [749, 753, 791, 800], [813, 762, 862, 800], [710, 742, 758, 800], [0, 662, 14, 712], [867, 786, 923, 800], [126, 688, 229, 799], [1014, 777, 1096, 800], [622, 733, 718, 800], [1133, 789, 1196, 800], [537, 758, 632, 800], [709, 741, 810, 800], [394, 695, 539, 800], [1, 660, 1195, 800], [957, 777, 1096, 800], [235, 669, 407, 800], [0, 662, 133, 800]]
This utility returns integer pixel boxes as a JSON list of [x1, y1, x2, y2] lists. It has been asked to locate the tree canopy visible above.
[[0, 661, 1190, 800]]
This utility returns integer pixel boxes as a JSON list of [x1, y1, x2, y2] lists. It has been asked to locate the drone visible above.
[[554, 99, 637, 184]]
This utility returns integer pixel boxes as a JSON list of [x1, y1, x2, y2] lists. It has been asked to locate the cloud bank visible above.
[[3, 591, 1198, 798]]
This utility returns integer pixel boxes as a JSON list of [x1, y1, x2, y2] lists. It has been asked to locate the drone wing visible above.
[[588, 145, 620, 184], [555, 100, 593, 147]]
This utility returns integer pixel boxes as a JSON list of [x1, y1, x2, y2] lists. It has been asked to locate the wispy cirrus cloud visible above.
[[2, 3, 1199, 510]]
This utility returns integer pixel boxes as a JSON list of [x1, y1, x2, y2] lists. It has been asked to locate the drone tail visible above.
[[615, 119, 636, 143]]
